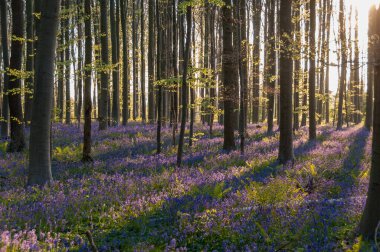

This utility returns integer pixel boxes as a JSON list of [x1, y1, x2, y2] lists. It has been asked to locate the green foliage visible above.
[[53, 144, 82, 162]]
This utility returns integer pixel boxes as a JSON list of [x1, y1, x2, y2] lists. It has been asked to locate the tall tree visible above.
[[99, 0, 109, 130], [293, 1, 301, 131], [64, 0, 71, 124], [267, 0, 275, 134], [7, 0, 25, 152], [252, 0, 261, 124], [0, 0, 9, 138], [177, 3, 191, 167], [148, 0, 155, 123], [132, 0, 138, 120], [141, 0, 146, 122], [222, 0, 237, 151], [324, 0, 332, 123], [308, 0, 316, 140], [360, 6, 380, 237], [76, 0, 83, 126], [28, 0, 61, 186], [82, 0, 93, 162], [278, 0, 294, 163], [111, 0, 120, 125], [121, 0, 129, 125], [156, 0, 162, 154], [24, 0, 34, 126], [337, 0, 347, 130], [365, 6, 375, 130]]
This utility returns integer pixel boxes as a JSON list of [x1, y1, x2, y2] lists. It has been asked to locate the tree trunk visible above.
[[24, 0, 34, 126], [222, 0, 237, 151], [77, 0, 83, 127], [337, 0, 347, 130], [0, 0, 9, 138], [121, 0, 129, 125], [267, 0, 275, 134], [148, 0, 155, 123], [360, 7, 380, 237], [132, 0, 138, 120], [156, 0, 162, 154], [252, 0, 261, 124], [177, 5, 191, 167], [111, 0, 120, 125], [141, 0, 146, 122], [28, 0, 60, 186], [308, 0, 316, 140], [99, 0, 109, 130], [365, 6, 375, 130], [7, 0, 25, 152], [278, 0, 294, 164], [324, 0, 332, 123], [293, 1, 301, 131], [64, 0, 71, 124], [82, 0, 93, 162]]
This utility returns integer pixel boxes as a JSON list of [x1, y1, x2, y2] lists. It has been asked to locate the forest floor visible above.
[[0, 122, 376, 251]]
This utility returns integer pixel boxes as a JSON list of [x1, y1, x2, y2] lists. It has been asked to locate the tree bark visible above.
[[365, 6, 375, 130], [177, 5, 191, 167], [0, 0, 9, 138], [7, 0, 25, 152], [222, 0, 237, 151], [99, 0, 109, 130], [121, 0, 129, 125], [24, 0, 34, 126], [267, 0, 275, 134], [28, 0, 61, 186], [82, 0, 93, 162], [111, 0, 120, 125], [278, 0, 294, 164], [308, 0, 316, 140], [337, 0, 347, 130]]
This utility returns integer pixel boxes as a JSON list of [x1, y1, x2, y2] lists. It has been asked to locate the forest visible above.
[[1, 0, 380, 250]]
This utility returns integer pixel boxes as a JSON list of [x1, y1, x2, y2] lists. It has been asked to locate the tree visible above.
[[308, 0, 316, 140], [132, 0, 138, 120], [337, 0, 347, 130], [293, 1, 301, 131], [141, 0, 146, 122], [28, 0, 61, 186], [222, 0, 237, 151], [111, 0, 120, 125], [148, 0, 155, 123], [360, 6, 380, 237], [24, 0, 34, 126], [177, 3, 191, 167], [278, 0, 294, 164], [82, 0, 93, 162], [0, 0, 9, 138], [267, 0, 275, 134], [64, 0, 71, 124], [365, 6, 375, 130], [121, 0, 129, 126], [99, 0, 109, 130], [252, 0, 261, 124], [7, 0, 25, 152]]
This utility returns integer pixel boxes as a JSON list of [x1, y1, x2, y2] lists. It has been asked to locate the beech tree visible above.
[[28, 0, 61, 186]]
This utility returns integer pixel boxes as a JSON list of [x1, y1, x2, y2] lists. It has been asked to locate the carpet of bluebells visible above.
[[0, 122, 376, 251]]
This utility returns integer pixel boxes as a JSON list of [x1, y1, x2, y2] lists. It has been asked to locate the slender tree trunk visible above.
[[267, 0, 275, 134], [82, 0, 93, 162], [222, 0, 237, 151], [0, 0, 9, 138], [77, 0, 83, 127], [177, 5, 191, 167], [252, 0, 261, 124], [278, 0, 294, 164], [141, 0, 146, 122], [64, 0, 71, 124], [8, 0, 25, 152], [132, 0, 138, 120], [28, 0, 60, 186], [121, 0, 129, 125], [293, 1, 301, 131], [156, 0, 162, 154], [325, 0, 332, 123], [308, 0, 316, 140], [99, 0, 109, 130], [337, 0, 347, 130], [301, 2, 309, 127], [365, 6, 375, 130], [148, 0, 155, 123], [24, 0, 34, 126], [110, 0, 120, 125]]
